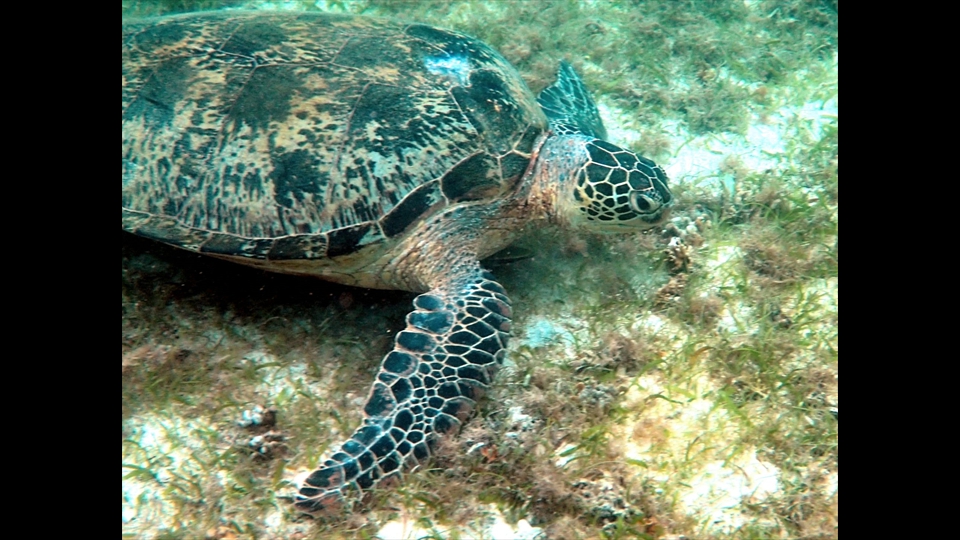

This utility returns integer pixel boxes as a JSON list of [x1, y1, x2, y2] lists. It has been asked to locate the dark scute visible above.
[[433, 414, 459, 434], [453, 70, 524, 152], [391, 378, 413, 402], [575, 170, 588, 189], [383, 351, 418, 375], [341, 457, 360, 481], [426, 397, 443, 410], [349, 84, 442, 169], [466, 306, 488, 318], [326, 223, 372, 258], [305, 466, 342, 488], [464, 349, 495, 365], [369, 434, 396, 458], [482, 312, 508, 330], [449, 331, 480, 346], [408, 311, 453, 334], [458, 365, 490, 384], [414, 294, 444, 311], [350, 196, 379, 224], [616, 152, 639, 170], [397, 441, 412, 455], [628, 168, 654, 191], [444, 355, 466, 367], [442, 400, 471, 419], [610, 169, 628, 188], [268, 234, 328, 260], [458, 382, 482, 400], [591, 139, 622, 154], [269, 148, 325, 209], [397, 331, 435, 352], [364, 383, 397, 417], [481, 297, 510, 317], [342, 440, 364, 457], [476, 335, 503, 355], [390, 428, 407, 443], [413, 442, 430, 460], [587, 163, 611, 186], [231, 65, 303, 132], [500, 152, 530, 185], [356, 470, 376, 489], [407, 430, 424, 444], [480, 281, 506, 294], [438, 382, 461, 399], [638, 154, 658, 168], [381, 180, 442, 237], [200, 235, 270, 258], [221, 20, 288, 57], [595, 181, 614, 197], [466, 321, 495, 338], [517, 124, 543, 154], [357, 451, 375, 471], [394, 409, 414, 431], [629, 159, 652, 177], [380, 452, 402, 473], [654, 166, 670, 187], [354, 424, 382, 446], [129, 57, 195, 126], [297, 486, 321, 497], [443, 344, 470, 355], [587, 142, 621, 168], [440, 152, 500, 201], [378, 372, 399, 385]]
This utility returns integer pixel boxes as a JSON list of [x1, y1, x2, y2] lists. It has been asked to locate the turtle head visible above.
[[553, 137, 672, 232]]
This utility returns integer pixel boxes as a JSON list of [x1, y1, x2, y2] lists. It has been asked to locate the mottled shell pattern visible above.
[[122, 11, 546, 269]]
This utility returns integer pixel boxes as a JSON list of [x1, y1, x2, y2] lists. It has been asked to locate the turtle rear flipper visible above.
[[295, 267, 512, 515], [537, 61, 608, 140]]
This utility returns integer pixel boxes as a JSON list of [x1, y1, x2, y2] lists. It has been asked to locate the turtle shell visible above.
[[122, 11, 547, 269]]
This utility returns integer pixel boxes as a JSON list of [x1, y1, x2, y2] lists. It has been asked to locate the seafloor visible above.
[[122, 1, 838, 538]]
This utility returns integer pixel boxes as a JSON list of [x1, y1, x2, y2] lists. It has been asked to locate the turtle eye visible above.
[[629, 192, 660, 215]]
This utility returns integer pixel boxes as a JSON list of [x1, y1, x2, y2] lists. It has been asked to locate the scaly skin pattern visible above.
[[295, 265, 511, 514], [122, 11, 673, 518]]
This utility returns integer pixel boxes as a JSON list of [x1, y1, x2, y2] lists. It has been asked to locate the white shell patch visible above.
[[424, 54, 471, 87]]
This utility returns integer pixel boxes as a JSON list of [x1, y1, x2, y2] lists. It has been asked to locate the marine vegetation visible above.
[[122, 1, 837, 539]]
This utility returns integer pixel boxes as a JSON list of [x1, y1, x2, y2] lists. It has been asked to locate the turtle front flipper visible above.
[[536, 61, 608, 140], [295, 268, 512, 515]]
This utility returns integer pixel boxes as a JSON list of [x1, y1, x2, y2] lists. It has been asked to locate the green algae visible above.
[[122, 2, 838, 538]]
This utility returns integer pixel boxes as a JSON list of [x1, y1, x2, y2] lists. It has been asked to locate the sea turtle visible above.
[[122, 10, 672, 515]]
